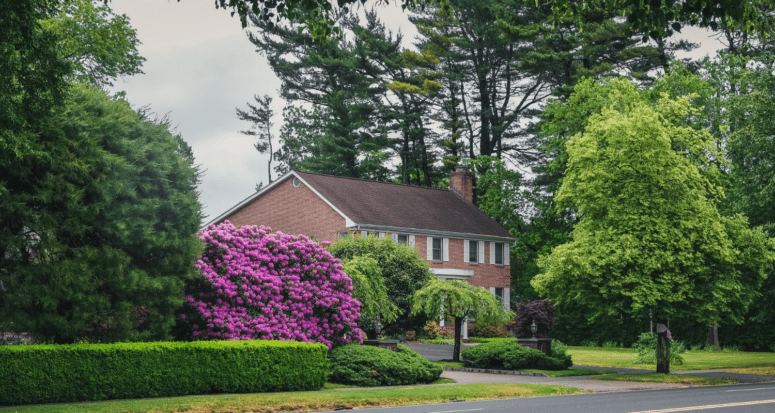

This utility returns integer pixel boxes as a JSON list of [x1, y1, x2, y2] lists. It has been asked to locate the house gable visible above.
[[214, 174, 349, 241]]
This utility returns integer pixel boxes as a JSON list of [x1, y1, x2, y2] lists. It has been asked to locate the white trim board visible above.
[[430, 268, 474, 280], [354, 224, 515, 243]]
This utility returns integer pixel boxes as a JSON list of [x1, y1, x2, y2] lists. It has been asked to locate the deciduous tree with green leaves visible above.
[[328, 235, 433, 337], [412, 278, 510, 361], [342, 255, 400, 332], [532, 78, 775, 373], [43, 0, 145, 87]]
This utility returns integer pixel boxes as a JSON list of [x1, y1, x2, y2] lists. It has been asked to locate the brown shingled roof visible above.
[[296, 171, 514, 239]]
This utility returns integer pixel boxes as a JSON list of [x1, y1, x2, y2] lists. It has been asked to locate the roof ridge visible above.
[[295, 170, 453, 192]]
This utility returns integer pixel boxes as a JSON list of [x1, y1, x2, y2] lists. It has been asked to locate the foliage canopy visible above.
[[533, 78, 774, 328], [328, 235, 434, 336]]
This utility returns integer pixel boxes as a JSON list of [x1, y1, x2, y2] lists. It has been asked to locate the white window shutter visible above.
[[504, 244, 510, 266], [392, 233, 398, 242], [490, 241, 496, 264], [478, 241, 485, 263], [379, 232, 385, 239], [464, 240, 470, 263], [361, 230, 367, 237], [504, 288, 511, 312], [443, 238, 449, 261], [490, 287, 496, 295], [409, 235, 415, 247], [427, 236, 433, 260]]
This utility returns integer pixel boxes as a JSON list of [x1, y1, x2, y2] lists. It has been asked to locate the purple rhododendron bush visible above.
[[177, 221, 362, 348]]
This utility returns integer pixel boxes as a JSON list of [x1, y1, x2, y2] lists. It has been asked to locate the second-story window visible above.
[[495, 242, 504, 265], [432, 237, 442, 261], [469, 240, 478, 263]]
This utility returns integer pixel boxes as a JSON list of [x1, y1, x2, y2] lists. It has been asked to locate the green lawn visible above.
[[591, 373, 737, 385], [0, 384, 584, 413], [568, 346, 775, 371], [723, 367, 775, 375]]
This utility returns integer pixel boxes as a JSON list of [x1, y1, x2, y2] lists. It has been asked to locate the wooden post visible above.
[[656, 321, 670, 374]]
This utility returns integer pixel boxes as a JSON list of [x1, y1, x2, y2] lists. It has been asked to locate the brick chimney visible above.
[[449, 166, 474, 203]]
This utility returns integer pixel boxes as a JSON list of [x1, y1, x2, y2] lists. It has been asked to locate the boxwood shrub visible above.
[[460, 339, 572, 371], [328, 344, 442, 387], [0, 340, 327, 405]]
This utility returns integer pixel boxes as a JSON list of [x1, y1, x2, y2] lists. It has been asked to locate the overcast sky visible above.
[[109, 0, 723, 223]]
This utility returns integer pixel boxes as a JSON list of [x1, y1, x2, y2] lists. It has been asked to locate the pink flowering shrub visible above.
[[177, 221, 362, 348]]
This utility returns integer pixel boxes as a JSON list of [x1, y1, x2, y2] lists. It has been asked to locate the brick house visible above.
[[205, 167, 516, 338]]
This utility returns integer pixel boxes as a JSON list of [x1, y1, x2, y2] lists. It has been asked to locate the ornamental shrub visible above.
[[327, 235, 433, 337], [328, 344, 442, 387], [0, 340, 326, 405], [512, 300, 555, 338], [176, 222, 362, 348], [470, 322, 511, 338], [460, 339, 572, 371], [633, 332, 686, 365]]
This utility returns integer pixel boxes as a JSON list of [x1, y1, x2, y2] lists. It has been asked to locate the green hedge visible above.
[[328, 344, 442, 387], [0, 340, 327, 405], [461, 339, 572, 371]]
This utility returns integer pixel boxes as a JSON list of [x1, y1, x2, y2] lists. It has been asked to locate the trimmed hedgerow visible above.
[[328, 344, 442, 387], [460, 339, 572, 371], [0, 340, 327, 405]]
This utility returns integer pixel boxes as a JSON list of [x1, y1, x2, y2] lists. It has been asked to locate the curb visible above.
[[443, 366, 549, 377]]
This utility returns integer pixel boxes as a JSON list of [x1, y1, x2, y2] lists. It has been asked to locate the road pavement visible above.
[[321, 383, 775, 413]]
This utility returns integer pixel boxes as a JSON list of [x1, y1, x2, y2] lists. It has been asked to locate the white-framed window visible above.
[[432, 238, 442, 261], [464, 240, 485, 263], [468, 240, 478, 263], [494, 287, 504, 303], [394, 233, 416, 246], [490, 242, 510, 265], [338, 231, 349, 239], [495, 242, 504, 265], [426, 237, 449, 261], [490, 287, 510, 311]]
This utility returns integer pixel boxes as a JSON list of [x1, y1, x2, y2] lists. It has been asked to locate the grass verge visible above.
[[434, 361, 466, 368], [722, 367, 775, 375], [591, 373, 737, 385], [568, 346, 775, 371], [0, 384, 585, 413], [526, 368, 612, 377]]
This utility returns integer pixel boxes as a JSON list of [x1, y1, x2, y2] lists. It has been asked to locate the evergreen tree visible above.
[[237, 94, 278, 190], [349, 11, 443, 186], [0, 85, 204, 343], [247, 12, 390, 179]]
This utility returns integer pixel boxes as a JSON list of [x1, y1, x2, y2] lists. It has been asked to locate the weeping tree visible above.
[[532, 78, 774, 373], [342, 255, 400, 335], [412, 279, 510, 361]]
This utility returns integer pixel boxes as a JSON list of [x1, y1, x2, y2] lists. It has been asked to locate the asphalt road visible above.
[[319, 383, 775, 413]]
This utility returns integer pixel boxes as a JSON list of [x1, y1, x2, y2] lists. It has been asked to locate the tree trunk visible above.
[[656, 320, 670, 374], [453, 316, 463, 362], [707, 324, 719, 346]]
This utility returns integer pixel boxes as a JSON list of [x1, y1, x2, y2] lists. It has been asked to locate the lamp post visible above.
[[530, 320, 537, 339]]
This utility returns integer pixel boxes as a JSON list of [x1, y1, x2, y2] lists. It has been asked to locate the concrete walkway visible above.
[[404, 343, 775, 392]]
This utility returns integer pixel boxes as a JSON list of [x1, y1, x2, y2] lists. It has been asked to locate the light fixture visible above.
[[530, 320, 537, 339]]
